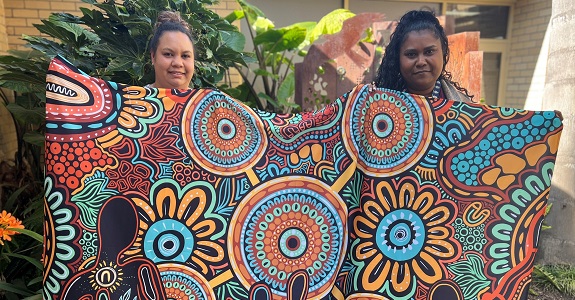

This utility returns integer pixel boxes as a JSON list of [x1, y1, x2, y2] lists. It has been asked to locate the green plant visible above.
[[0, 51, 46, 300], [16, 0, 246, 87], [532, 264, 575, 297], [222, 0, 355, 112], [0, 210, 43, 300], [529, 203, 575, 298]]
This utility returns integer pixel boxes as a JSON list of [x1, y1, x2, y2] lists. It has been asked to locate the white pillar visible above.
[[539, 0, 575, 263]]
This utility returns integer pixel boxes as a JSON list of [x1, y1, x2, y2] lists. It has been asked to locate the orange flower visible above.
[[0, 210, 25, 245]]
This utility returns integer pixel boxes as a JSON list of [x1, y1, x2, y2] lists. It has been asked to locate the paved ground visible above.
[[530, 285, 575, 300]]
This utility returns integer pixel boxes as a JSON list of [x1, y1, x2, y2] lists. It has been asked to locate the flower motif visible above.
[[351, 177, 458, 297], [0, 210, 24, 245], [126, 178, 227, 275]]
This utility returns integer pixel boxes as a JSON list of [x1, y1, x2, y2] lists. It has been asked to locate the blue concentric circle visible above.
[[144, 219, 194, 263], [376, 209, 426, 261]]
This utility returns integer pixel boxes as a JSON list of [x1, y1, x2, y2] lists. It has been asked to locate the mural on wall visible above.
[[44, 56, 563, 300]]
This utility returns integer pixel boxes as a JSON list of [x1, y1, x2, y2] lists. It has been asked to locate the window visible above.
[[446, 4, 510, 39], [482, 53, 501, 105], [445, 4, 511, 105]]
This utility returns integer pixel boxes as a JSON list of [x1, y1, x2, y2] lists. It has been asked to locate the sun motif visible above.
[[88, 260, 123, 293]]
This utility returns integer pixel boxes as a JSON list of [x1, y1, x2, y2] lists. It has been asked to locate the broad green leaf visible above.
[[9, 228, 43, 243], [214, 48, 248, 68], [225, 10, 244, 23], [5, 104, 45, 125], [0, 282, 34, 297], [91, 43, 135, 58], [0, 78, 44, 94], [28, 276, 43, 286], [286, 21, 317, 31], [220, 30, 246, 52], [308, 9, 355, 44], [23, 132, 45, 148], [237, 0, 266, 24], [24, 36, 71, 58], [5, 253, 43, 271], [273, 27, 307, 52], [107, 57, 136, 72], [253, 29, 283, 46], [258, 92, 277, 107], [277, 72, 295, 103], [254, 27, 306, 52], [286, 21, 317, 49], [35, 17, 99, 45], [22, 294, 42, 300], [239, 52, 258, 65]]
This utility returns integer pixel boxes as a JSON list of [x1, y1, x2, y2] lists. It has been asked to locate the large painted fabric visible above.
[[43, 56, 563, 300]]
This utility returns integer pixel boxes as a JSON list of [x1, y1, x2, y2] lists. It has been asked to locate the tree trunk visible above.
[[539, 0, 575, 263]]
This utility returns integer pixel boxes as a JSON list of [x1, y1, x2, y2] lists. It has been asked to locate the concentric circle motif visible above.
[[182, 90, 267, 175], [228, 176, 347, 299], [342, 86, 433, 176], [279, 228, 308, 258], [375, 209, 425, 261], [143, 219, 194, 263], [158, 263, 216, 300]]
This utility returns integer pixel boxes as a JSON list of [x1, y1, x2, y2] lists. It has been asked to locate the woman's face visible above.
[[151, 31, 195, 89], [399, 29, 444, 96]]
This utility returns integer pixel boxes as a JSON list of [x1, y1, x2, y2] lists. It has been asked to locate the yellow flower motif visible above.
[[351, 178, 459, 297], [0, 210, 25, 245], [126, 179, 227, 274]]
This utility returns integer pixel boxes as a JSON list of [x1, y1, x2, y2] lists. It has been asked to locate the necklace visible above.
[[431, 79, 441, 98], [401, 79, 442, 98]]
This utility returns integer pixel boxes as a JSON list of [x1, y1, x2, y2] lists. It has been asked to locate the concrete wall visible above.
[[506, 0, 552, 109]]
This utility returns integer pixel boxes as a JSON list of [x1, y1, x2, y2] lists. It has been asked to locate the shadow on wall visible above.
[[537, 184, 575, 264]]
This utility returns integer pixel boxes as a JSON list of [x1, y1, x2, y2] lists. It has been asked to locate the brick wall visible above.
[[505, 0, 551, 108], [0, 0, 8, 52], [0, 0, 17, 162], [4, 0, 92, 50]]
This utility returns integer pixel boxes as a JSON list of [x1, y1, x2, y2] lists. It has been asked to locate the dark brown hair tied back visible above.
[[154, 11, 190, 31], [149, 11, 194, 54]]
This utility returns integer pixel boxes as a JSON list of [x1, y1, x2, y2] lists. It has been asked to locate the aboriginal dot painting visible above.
[[44, 55, 563, 300]]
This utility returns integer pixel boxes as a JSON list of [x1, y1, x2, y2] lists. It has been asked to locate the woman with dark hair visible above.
[[148, 11, 195, 89], [374, 10, 473, 102]]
